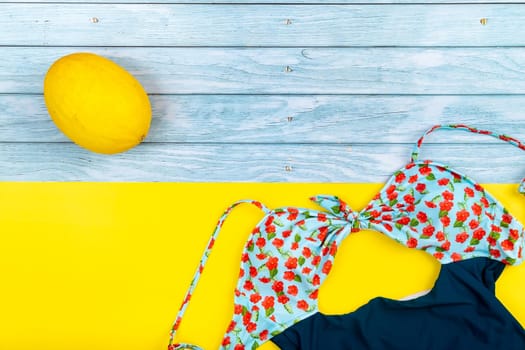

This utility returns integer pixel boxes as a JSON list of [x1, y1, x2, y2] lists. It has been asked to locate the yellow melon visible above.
[[43, 52, 152, 154]]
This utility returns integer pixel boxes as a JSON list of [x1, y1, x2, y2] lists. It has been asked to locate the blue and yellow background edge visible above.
[[0, 182, 523, 349]]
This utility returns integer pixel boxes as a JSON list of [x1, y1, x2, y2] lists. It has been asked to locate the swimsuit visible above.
[[168, 124, 525, 349]]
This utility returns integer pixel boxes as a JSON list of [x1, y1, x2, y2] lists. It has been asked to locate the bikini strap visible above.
[[168, 199, 270, 347], [410, 124, 525, 195]]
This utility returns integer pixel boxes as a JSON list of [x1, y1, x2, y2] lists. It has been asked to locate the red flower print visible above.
[[256, 237, 266, 248], [419, 166, 432, 176], [438, 178, 450, 186], [396, 217, 410, 225], [287, 208, 299, 221], [395, 172, 406, 183], [439, 201, 453, 212], [382, 214, 393, 221], [243, 280, 254, 291], [284, 271, 295, 281], [265, 216, 274, 226], [234, 345, 245, 350], [246, 322, 257, 333], [234, 304, 243, 314], [441, 241, 451, 251], [464, 246, 475, 253], [297, 300, 309, 311], [468, 220, 479, 230], [433, 252, 444, 260], [404, 194, 415, 204], [250, 293, 262, 303], [330, 242, 337, 256], [470, 203, 483, 216], [501, 239, 514, 251], [243, 312, 252, 325], [302, 266, 312, 274], [296, 219, 306, 226], [510, 229, 519, 241], [309, 289, 319, 300], [266, 225, 276, 234], [322, 260, 332, 274], [259, 330, 269, 341], [406, 162, 416, 169], [473, 228, 486, 240], [480, 197, 489, 208], [266, 257, 278, 270], [407, 237, 418, 248], [248, 266, 258, 278], [370, 210, 381, 218], [423, 225, 435, 237], [436, 231, 445, 242], [451, 253, 462, 262], [272, 281, 284, 293], [425, 201, 437, 209], [262, 296, 275, 310], [208, 238, 215, 249], [312, 255, 321, 266], [386, 184, 396, 194], [416, 183, 426, 193], [474, 183, 484, 192], [312, 274, 321, 286], [384, 223, 393, 232], [491, 225, 502, 233], [387, 191, 398, 201], [409, 175, 418, 183], [318, 226, 329, 241], [287, 285, 298, 296], [239, 268, 245, 278], [487, 236, 497, 246], [519, 246, 522, 259], [417, 211, 428, 223], [227, 321, 236, 332], [453, 172, 461, 181], [282, 230, 292, 238], [302, 246, 312, 258], [256, 253, 267, 260], [291, 242, 299, 250], [456, 209, 470, 222], [442, 191, 454, 201], [318, 213, 327, 222], [278, 294, 290, 304], [242, 253, 249, 263], [440, 216, 451, 227], [464, 187, 474, 197], [455, 232, 469, 243], [285, 257, 298, 269], [222, 336, 231, 346], [490, 249, 501, 258], [272, 238, 284, 248], [502, 214, 513, 224]]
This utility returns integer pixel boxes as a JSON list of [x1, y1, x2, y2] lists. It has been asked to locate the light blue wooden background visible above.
[[2, 1, 525, 182]]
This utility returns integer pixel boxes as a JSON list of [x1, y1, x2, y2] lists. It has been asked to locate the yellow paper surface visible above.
[[0, 183, 523, 350]]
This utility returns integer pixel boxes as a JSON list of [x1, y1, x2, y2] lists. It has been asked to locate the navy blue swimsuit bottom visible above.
[[272, 257, 525, 349]]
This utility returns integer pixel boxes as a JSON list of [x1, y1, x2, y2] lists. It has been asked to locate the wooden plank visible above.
[[0, 4, 522, 47], [4, 47, 525, 94], [2, 94, 525, 144], [0, 143, 523, 183]]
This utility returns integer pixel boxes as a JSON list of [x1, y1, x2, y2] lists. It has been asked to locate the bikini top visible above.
[[168, 124, 525, 350]]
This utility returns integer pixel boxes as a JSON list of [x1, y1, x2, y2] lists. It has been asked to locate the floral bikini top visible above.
[[168, 124, 525, 350]]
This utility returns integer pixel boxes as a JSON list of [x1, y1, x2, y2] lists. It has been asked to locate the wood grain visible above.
[[2, 94, 524, 143], [0, 4, 522, 47], [3, 47, 525, 94], [0, 143, 523, 183]]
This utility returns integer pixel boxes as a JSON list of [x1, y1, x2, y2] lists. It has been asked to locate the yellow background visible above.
[[0, 183, 523, 350]]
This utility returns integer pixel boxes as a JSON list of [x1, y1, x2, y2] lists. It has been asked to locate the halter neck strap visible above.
[[410, 124, 525, 194], [168, 200, 270, 348]]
